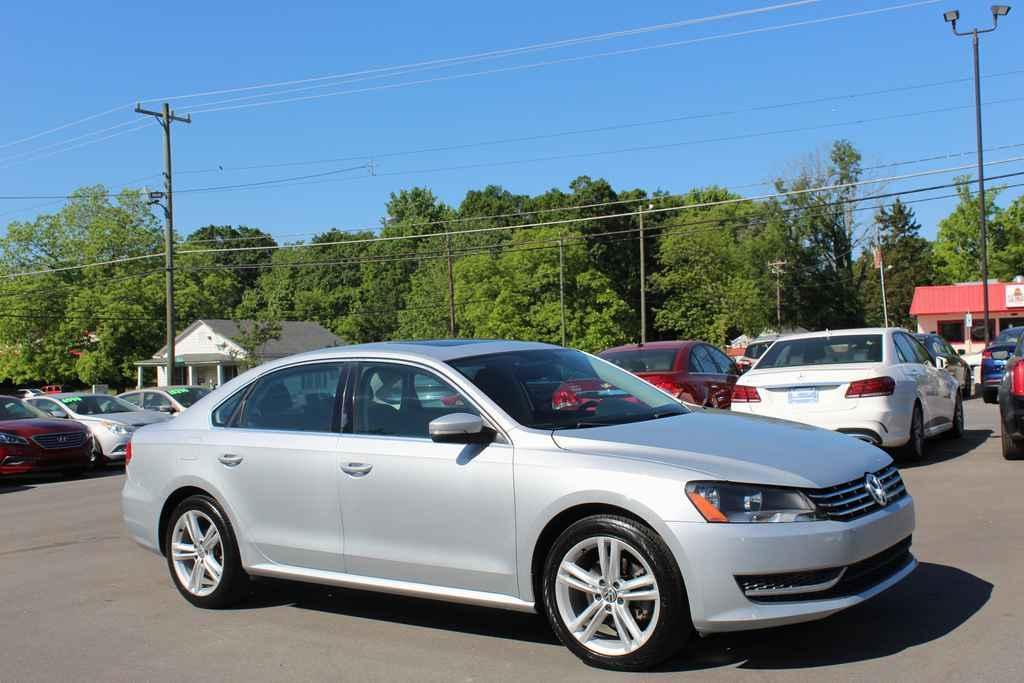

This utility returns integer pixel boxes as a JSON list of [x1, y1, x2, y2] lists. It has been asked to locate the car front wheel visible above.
[[899, 402, 926, 462], [1003, 427, 1024, 460], [541, 515, 691, 671], [165, 494, 249, 608]]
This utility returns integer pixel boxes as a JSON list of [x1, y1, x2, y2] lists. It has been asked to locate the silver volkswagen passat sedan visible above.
[[123, 340, 916, 671]]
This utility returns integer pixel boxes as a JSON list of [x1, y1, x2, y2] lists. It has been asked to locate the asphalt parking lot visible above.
[[1, 398, 1021, 682]]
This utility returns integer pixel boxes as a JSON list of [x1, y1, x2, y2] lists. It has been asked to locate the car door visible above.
[[703, 345, 740, 407], [337, 360, 517, 596], [202, 361, 346, 571], [910, 335, 955, 425], [893, 333, 935, 420], [688, 345, 729, 407]]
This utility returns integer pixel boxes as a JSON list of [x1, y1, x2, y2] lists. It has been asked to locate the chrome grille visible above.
[[805, 465, 907, 522], [32, 431, 87, 450]]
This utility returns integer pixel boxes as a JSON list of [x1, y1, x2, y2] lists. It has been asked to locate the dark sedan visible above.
[[599, 340, 739, 408], [0, 396, 93, 476], [915, 332, 973, 399], [982, 326, 1024, 403], [998, 334, 1024, 460]]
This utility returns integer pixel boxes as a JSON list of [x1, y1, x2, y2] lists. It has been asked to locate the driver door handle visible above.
[[341, 462, 373, 477], [218, 454, 244, 467]]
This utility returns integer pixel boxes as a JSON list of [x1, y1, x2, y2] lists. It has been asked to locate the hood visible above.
[[550, 410, 891, 489], [0, 417, 89, 437], [97, 411, 171, 427]]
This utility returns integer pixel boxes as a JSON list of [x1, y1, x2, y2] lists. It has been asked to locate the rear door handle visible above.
[[341, 462, 373, 477], [218, 454, 244, 467]]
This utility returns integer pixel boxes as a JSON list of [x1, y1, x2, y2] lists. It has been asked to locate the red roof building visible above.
[[910, 280, 1024, 353]]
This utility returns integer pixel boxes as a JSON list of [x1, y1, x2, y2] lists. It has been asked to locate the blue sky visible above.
[[2, 0, 1022, 243]]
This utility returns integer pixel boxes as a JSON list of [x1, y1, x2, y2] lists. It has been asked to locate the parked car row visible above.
[[0, 385, 210, 477]]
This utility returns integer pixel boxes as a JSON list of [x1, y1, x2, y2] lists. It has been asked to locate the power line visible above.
[[0, 1, 822, 154], [185, 1, 944, 115]]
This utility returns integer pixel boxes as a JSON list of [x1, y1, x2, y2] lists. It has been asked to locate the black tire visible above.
[[961, 375, 972, 400], [91, 444, 106, 468], [943, 394, 965, 440], [164, 494, 249, 609], [983, 388, 999, 404], [899, 402, 926, 462], [1002, 427, 1024, 460], [541, 514, 691, 671]]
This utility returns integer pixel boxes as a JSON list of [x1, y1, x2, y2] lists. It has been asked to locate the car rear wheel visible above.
[[1002, 427, 1024, 460], [983, 388, 999, 404], [899, 403, 926, 462], [541, 515, 691, 671], [165, 494, 249, 608]]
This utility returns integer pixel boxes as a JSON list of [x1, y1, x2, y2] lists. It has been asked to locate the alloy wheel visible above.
[[553, 536, 661, 657], [170, 510, 224, 597]]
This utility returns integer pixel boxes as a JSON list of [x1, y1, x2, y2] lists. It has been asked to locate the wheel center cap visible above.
[[602, 587, 618, 602]]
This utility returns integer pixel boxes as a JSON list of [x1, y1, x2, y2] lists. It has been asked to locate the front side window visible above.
[[745, 341, 772, 360], [120, 393, 142, 407], [352, 364, 476, 438], [758, 335, 884, 369], [448, 348, 686, 430], [237, 363, 343, 432], [704, 345, 736, 375], [29, 399, 67, 418], [144, 392, 172, 411]]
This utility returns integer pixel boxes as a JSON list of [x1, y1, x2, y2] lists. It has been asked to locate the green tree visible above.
[[857, 200, 934, 328], [933, 177, 1004, 283]]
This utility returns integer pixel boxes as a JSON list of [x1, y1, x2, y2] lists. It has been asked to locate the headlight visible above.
[[685, 481, 826, 523], [100, 422, 134, 436], [0, 432, 29, 446]]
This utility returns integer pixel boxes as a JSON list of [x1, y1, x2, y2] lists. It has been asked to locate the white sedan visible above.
[[730, 328, 962, 460]]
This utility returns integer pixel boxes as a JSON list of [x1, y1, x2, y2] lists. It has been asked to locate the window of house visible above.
[[937, 320, 965, 343]]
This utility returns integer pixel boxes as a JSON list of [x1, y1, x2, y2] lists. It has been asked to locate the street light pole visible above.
[[944, 5, 1012, 345]]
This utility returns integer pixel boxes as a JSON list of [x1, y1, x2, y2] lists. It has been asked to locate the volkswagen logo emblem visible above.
[[865, 473, 888, 507]]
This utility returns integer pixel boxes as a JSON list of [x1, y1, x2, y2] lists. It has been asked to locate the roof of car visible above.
[[599, 341, 698, 354], [124, 386, 206, 392], [279, 339, 560, 364], [769, 327, 897, 341]]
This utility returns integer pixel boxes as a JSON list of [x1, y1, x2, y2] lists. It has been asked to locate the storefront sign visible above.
[[1007, 284, 1024, 308]]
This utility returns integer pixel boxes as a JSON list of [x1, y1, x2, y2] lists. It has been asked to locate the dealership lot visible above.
[[1, 399, 1021, 682]]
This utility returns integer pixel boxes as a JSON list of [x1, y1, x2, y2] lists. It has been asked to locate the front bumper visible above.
[[0, 444, 93, 475], [667, 493, 916, 633], [93, 429, 131, 461]]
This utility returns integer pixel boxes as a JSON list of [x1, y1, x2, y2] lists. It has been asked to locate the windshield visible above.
[[994, 327, 1023, 346], [448, 348, 687, 430], [757, 334, 884, 369], [166, 387, 210, 407], [58, 395, 139, 415], [598, 348, 678, 373], [745, 341, 773, 360], [0, 397, 46, 420]]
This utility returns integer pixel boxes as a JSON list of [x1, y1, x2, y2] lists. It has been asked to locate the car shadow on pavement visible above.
[[899, 428, 993, 469], [0, 467, 124, 489], [237, 578, 561, 646], [658, 562, 992, 672], [0, 482, 33, 494]]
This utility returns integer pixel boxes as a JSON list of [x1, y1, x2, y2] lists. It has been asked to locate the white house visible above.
[[134, 319, 343, 388]]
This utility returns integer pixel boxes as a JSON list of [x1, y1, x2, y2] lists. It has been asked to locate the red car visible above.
[[598, 341, 740, 408], [0, 396, 93, 477]]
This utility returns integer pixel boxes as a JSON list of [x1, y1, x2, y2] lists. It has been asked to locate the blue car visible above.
[[982, 326, 1024, 403]]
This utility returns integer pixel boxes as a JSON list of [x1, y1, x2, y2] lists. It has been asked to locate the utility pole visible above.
[[638, 203, 651, 345], [558, 237, 566, 347], [769, 260, 787, 330], [876, 226, 890, 327], [446, 233, 456, 337], [944, 6, 1012, 345], [135, 102, 190, 385]]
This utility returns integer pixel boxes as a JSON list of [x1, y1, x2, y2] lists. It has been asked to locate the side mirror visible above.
[[156, 405, 175, 413], [934, 356, 948, 370], [428, 413, 493, 444]]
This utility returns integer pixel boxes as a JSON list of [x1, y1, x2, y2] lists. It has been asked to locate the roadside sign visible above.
[[965, 312, 973, 328]]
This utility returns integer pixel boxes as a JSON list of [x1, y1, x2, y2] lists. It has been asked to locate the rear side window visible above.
[[236, 363, 343, 432], [688, 346, 714, 373], [758, 335, 884, 369], [599, 349, 678, 373], [120, 393, 142, 407], [895, 334, 930, 365], [704, 345, 735, 374]]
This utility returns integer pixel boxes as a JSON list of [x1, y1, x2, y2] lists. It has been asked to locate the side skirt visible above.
[[247, 563, 537, 614]]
